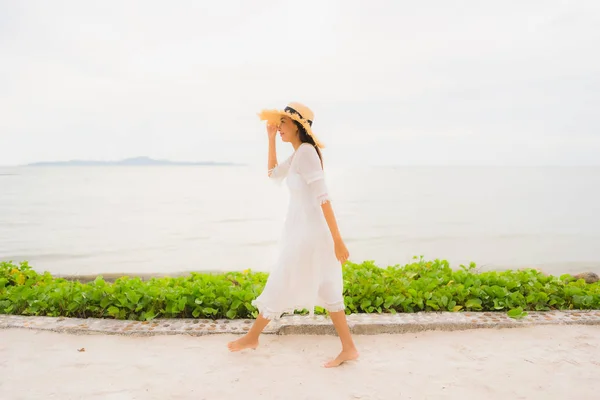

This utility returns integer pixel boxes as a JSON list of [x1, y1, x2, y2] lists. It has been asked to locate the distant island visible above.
[[27, 156, 242, 167]]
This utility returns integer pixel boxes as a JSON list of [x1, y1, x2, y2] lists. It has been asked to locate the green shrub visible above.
[[1, 258, 598, 321]]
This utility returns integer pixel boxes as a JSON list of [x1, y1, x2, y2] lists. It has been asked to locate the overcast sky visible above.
[[1, 0, 599, 166]]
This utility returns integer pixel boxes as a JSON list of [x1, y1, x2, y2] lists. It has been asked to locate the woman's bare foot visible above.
[[323, 348, 359, 368], [227, 335, 259, 352]]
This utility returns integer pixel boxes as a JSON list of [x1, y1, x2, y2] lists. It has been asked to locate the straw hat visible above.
[[258, 102, 324, 148]]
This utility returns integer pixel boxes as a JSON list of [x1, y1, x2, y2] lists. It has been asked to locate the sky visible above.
[[1, 0, 599, 166]]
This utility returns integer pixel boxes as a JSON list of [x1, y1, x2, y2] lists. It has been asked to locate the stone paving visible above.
[[2, 310, 600, 336]]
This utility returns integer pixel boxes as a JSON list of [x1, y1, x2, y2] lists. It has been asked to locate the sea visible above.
[[1, 165, 599, 277]]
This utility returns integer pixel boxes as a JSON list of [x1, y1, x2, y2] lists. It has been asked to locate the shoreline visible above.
[[53, 269, 599, 284], [53, 270, 226, 283], [5, 258, 598, 282], [33, 264, 600, 284]]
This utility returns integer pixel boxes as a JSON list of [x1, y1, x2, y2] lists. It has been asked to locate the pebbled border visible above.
[[2, 311, 600, 336]]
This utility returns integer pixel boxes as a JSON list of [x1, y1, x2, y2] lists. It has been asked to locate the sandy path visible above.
[[0, 325, 598, 400]]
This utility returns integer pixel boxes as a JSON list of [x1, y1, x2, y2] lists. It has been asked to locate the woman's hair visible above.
[[294, 120, 323, 169]]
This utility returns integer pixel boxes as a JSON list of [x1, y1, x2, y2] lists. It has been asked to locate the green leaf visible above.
[[440, 296, 449, 307], [465, 298, 482, 310], [231, 300, 242, 309], [426, 300, 440, 310], [203, 307, 218, 315], [126, 291, 141, 304], [142, 310, 156, 321], [178, 297, 187, 310], [360, 299, 372, 310], [507, 307, 528, 319], [107, 306, 120, 317]]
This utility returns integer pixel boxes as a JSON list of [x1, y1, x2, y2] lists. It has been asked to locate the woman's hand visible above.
[[267, 123, 278, 141], [334, 238, 349, 265]]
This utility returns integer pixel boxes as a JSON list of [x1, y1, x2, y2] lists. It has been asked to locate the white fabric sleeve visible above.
[[268, 155, 293, 184], [296, 145, 331, 204]]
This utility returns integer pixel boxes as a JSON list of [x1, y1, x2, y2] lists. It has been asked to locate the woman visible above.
[[227, 102, 359, 368]]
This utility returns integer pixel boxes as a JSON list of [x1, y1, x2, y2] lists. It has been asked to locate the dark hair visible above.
[[293, 120, 323, 169]]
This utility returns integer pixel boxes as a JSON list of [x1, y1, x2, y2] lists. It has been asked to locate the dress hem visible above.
[[252, 299, 345, 321]]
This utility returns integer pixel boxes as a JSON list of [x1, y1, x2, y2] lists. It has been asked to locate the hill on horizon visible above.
[[27, 156, 242, 167]]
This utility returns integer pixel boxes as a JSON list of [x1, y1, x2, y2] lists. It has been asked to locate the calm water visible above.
[[1, 166, 599, 277]]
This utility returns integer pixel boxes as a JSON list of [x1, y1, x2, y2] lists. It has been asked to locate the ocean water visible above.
[[1, 165, 599, 277]]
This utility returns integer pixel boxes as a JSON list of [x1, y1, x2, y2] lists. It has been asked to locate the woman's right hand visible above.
[[334, 238, 350, 265], [267, 123, 278, 141]]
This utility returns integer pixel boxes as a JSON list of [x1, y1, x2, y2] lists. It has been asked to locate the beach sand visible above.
[[1, 325, 598, 400]]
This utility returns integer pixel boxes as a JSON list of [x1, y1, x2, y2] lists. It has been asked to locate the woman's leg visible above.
[[324, 310, 359, 368], [227, 314, 270, 352]]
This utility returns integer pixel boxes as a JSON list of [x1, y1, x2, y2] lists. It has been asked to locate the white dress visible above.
[[252, 143, 345, 320]]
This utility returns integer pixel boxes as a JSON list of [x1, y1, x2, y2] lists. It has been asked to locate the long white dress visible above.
[[252, 143, 345, 320]]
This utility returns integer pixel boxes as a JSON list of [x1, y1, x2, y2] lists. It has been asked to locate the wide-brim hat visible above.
[[258, 102, 324, 148]]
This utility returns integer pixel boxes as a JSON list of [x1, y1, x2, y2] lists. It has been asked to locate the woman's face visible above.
[[278, 116, 298, 143]]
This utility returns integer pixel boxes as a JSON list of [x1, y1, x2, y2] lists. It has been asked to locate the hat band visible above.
[[285, 106, 313, 126]]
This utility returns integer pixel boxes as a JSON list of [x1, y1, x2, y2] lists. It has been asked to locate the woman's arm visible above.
[[295, 145, 350, 264], [267, 123, 278, 176], [321, 201, 349, 264], [321, 201, 341, 241]]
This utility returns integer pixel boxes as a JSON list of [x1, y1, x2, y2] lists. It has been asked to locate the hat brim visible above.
[[258, 108, 324, 148]]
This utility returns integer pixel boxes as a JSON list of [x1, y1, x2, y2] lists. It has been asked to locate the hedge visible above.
[[1, 258, 599, 321]]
